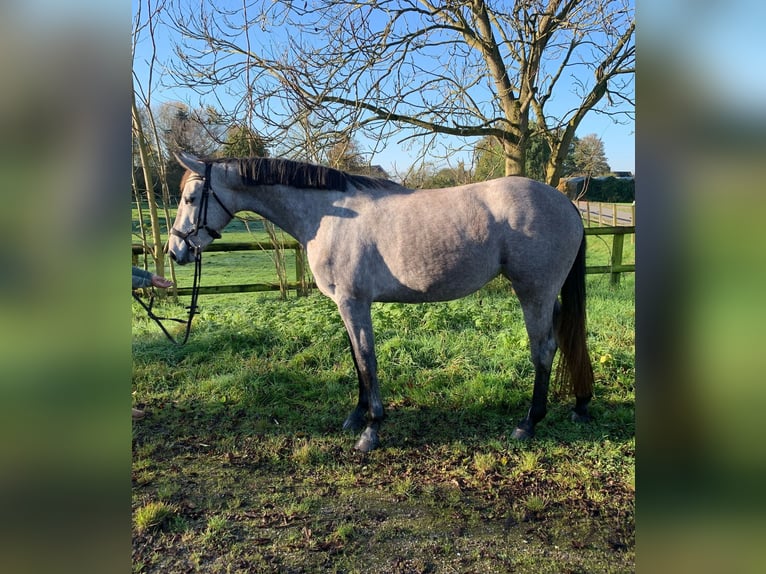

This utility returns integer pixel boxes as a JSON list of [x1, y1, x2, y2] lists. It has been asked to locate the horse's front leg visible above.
[[336, 297, 385, 452], [341, 332, 369, 433]]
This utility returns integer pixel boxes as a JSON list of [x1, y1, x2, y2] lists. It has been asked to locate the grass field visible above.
[[132, 225, 634, 573]]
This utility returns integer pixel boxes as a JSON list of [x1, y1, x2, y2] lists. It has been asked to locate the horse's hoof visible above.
[[571, 411, 592, 424], [354, 428, 380, 452], [511, 426, 534, 441]]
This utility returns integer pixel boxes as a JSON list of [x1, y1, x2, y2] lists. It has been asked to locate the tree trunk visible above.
[[131, 91, 165, 282], [546, 127, 578, 189], [502, 136, 525, 177]]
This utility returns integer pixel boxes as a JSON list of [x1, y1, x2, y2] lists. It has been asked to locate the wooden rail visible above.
[[584, 225, 634, 285], [132, 225, 634, 295], [132, 240, 312, 296]]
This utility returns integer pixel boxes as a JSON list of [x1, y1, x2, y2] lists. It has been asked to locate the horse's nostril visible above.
[[169, 251, 177, 262]]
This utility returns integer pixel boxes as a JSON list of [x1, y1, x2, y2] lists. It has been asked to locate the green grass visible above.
[[133, 249, 634, 573], [132, 203, 634, 571], [134, 501, 178, 535]]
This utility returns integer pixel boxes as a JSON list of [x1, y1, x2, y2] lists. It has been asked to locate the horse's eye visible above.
[[184, 196, 194, 205]]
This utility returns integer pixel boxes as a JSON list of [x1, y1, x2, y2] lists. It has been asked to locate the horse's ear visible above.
[[175, 151, 206, 175]]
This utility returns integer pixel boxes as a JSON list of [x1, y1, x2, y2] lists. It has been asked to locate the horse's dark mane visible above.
[[213, 157, 401, 192]]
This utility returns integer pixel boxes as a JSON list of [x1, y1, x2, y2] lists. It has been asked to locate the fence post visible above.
[[295, 244, 308, 296], [613, 203, 618, 226], [586, 201, 591, 226], [610, 233, 625, 286]]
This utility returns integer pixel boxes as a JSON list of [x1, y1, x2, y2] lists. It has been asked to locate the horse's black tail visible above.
[[555, 232, 594, 399]]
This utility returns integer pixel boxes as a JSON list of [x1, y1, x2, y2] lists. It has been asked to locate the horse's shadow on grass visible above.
[[380, 399, 634, 448], [135, 397, 633, 455], [135, 356, 633, 452]]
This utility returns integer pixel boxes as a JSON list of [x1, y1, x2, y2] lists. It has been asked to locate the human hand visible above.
[[151, 275, 174, 289]]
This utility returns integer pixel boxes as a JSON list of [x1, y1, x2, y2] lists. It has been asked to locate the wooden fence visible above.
[[132, 240, 310, 297], [584, 225, 634, 286], [575, 200, 635, 227], [132, 223, 633, 296]]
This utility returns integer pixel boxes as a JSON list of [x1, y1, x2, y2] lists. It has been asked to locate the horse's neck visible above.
[[236, 185, 338, 245]]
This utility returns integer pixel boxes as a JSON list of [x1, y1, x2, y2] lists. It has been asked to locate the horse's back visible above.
[[310, 176, 582, 303], [426, 176, 582, 248]]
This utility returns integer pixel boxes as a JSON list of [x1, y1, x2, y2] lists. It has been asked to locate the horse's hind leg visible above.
[[571, 395, 592, 423], [511, 294, 558, 440], [336, 297, 385, 452]]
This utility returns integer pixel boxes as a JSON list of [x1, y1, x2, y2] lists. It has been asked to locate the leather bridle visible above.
[[136, 162, 234, 345], [170, 163, 236, 255]]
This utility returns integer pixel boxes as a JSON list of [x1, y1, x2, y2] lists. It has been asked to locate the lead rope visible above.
[[134, 163, 215, 344], [132, 252, 203, 345]]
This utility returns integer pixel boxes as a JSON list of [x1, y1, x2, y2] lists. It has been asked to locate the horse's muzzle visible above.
[[170, 249, 194, 265], [164, 240, 182, 264], [165, 239, 191, 265]]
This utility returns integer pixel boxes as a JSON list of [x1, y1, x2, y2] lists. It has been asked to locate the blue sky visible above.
[[132, 1, 635, 174]]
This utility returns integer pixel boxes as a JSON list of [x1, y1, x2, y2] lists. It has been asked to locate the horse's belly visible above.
[[308, 214, 501, 303], [374, 252, 499, 303]]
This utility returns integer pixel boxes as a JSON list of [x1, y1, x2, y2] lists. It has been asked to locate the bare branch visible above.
[[161, 0, 633, 181]]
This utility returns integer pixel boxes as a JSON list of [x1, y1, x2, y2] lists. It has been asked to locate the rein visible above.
[[131, 257, 201, 345], [135, 162, 232, 345], [132, 238, 203, 346]]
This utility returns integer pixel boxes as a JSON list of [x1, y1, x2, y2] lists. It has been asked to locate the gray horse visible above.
[[166, 152, 594, 451]]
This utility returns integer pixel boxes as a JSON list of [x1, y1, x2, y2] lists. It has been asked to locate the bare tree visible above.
[[168, 0, 633, 186], [570, 132, 610, 200], [326, 137, 367, 172], [154, 101, 225, 159], [133, 0, 173, 283], [572, 133, 611, 177]]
